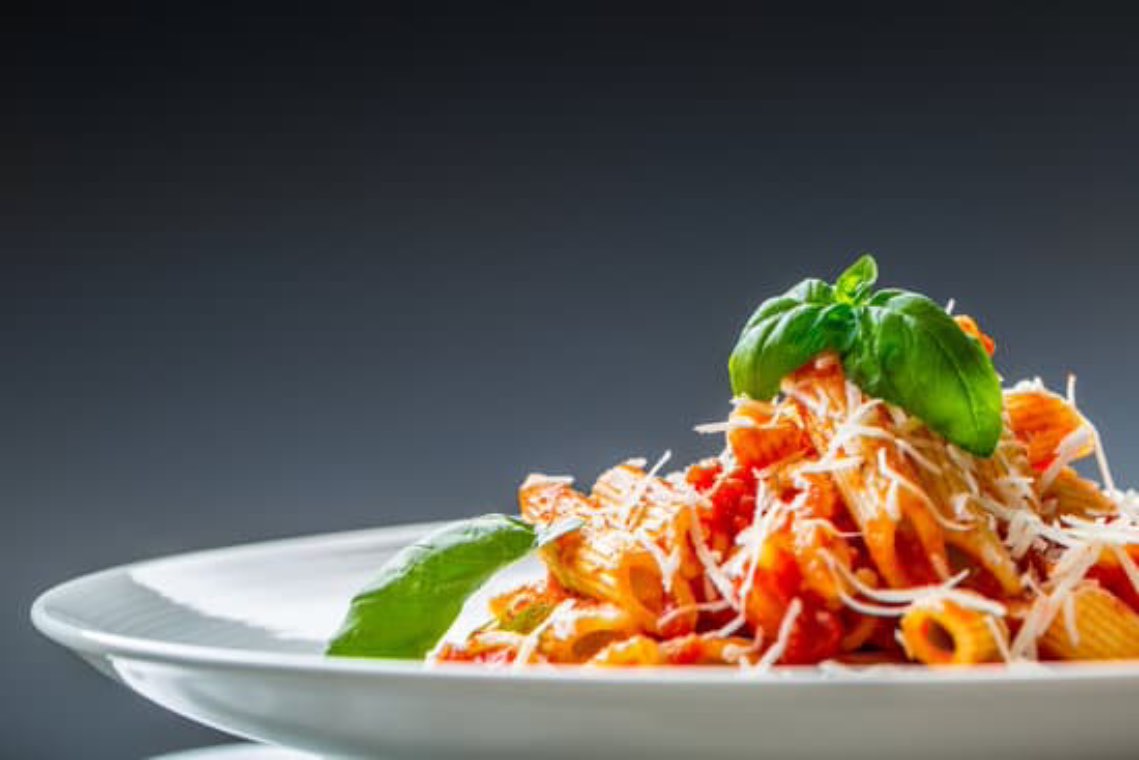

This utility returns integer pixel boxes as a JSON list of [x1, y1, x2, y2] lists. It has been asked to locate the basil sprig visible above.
[[327, 514, 578, 659], [729, 255, 1002, 457]]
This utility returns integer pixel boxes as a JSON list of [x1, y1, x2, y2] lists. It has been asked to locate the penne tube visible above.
[[520, 469, 698, 635], [784, 357, 950, 587], [1043, 468, 1116, 519], [899, 598, 1008, 665], [533, 600, 640, 664], [1039, 583, 1139, 661], [591, 463, 699, 582], [901, 427, 1023, 595], [1004, 388, 1093, 471], [727, 398, 812, 471]]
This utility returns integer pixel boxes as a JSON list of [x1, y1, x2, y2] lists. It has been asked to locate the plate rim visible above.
[[31, 520, 1139, 688]]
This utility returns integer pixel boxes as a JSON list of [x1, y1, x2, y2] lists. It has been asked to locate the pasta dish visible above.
[[328, 256, 1139, 670]]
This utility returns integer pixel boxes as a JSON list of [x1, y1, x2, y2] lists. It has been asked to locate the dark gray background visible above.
[[7, 5, 1139, 757]]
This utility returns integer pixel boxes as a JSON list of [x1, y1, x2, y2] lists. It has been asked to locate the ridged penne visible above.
[[1004, 388, 1093, 470], [784, 356, 950, 587], [1039, 583, 1139, 660], [900, 427, 1023, 595], [899, 597, 1008, 665], [727, 398, 812, 471], [531, 600, 640, 664], [591, 464, 702, 585], [1042, 467, 1116, 518], [519, 468, 698, 635]]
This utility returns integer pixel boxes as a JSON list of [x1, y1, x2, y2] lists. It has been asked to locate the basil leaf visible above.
[[730, 279, 856, 400], [327, 514, 576, 659], [842, 290, 1002, 457], [834, 253, 878, 305]]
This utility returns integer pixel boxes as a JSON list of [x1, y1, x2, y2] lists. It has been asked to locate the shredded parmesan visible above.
[[796, 456, 863, 475], [1062, 515, 1139, 546], [752, 597, 803, 670], [945, 444, 980, 495], [620, 450, 672, 526], [1089, 419, 1116, 493], [1010, 542, 1102, 660], [693, 418, 756, 435], [513, 599, 575, 667], [985, 615, 1012, 663], [1039, 426, 1094, 491], [657, 600, 732, 630], [521, 473, 574, 488]]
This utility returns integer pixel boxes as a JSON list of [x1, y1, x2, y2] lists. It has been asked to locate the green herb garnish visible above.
[[327, 514, 578, 659], [728, 254, 1002, 457]]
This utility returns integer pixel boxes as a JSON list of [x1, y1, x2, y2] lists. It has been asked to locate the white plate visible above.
[[32, 522, 1139, 759]]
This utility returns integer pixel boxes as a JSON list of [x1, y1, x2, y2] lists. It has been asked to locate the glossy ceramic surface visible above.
[[33, 522, 1139, 759], [152, 745, 315, 760]]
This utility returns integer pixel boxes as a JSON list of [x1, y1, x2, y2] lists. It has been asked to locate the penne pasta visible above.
[[899, 427, 1023, 596], [784, 357, 950, 588], [1042, 468, 1116, 519], [529, 600, 641, 664], [520, 468, 698, 635], [1004, 388, 1093, 472], [1039, 583, 1139, 661], [726, 398, 812, 472], [899, 597, 1008, 665]]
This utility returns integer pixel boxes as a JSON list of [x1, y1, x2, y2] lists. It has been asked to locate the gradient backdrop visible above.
[[8, 5, 1139, 757]]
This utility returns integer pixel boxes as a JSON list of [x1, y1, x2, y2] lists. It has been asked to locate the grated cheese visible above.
[[693, 418, 756, 435], [521, 473, 575, 488], [985, 615, 1013, 663], [752, 597, 803, 670], [620, 450, 672, 527], [1062, 373, 1116, 491], [945, 444, 980, 495], [796, 456, 864, 476], [513, 599, 576, 667], [1009, 542, 1102, 660], [656, 599, 733, 630], [1061, 515, 1139, 546], [684, 499, 739, 608], [1039, 426, 1094, 492]]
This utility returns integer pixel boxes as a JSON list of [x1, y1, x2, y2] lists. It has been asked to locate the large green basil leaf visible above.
[[327, 514, 577, 659], [730, 278, 856, 400], [842, 289, 1002, 456]]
